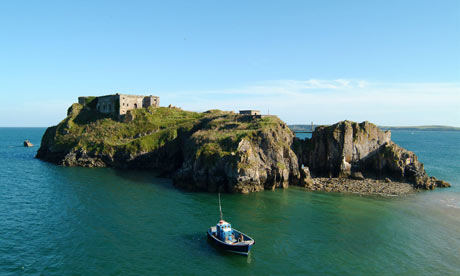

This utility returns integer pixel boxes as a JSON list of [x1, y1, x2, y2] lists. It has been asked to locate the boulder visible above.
[[23, 140, 33, 147], [300, 167, 314, 188], [435, 179, 451, 188], [350, 171, 365, 180]]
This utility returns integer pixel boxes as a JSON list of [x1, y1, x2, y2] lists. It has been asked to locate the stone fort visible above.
[[78, 93, 160, 116]]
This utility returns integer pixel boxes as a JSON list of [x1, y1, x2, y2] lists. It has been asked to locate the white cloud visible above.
[[163, 79, 460, 126]]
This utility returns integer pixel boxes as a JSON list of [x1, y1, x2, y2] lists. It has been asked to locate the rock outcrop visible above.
[[298, 121, 391, 178], [23, 140, 33, 147], [37, 104, 301, 193], [296, 120, 450, 190], [173, 124, 300, 193]]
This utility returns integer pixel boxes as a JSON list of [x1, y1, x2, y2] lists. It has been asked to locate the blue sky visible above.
[[0, 0, 459, 126]]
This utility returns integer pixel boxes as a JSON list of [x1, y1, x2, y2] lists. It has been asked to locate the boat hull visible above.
[[207, 228, 254, 255]]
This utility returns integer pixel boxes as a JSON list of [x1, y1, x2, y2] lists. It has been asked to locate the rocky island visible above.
[[37, 94, 450, 195]]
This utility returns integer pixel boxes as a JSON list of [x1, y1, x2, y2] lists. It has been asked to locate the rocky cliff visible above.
[[295, 121, 450, 190], [173, 120, 300, 193], [37, 104, 301, 193]]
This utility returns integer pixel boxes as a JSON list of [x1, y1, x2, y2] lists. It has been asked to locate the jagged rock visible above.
[[23, 140, 33, 147], [297, 120, 450, 190], [124, 111, 135, 122], [300, 167, 313, 188], [173, 123, 301, 193], [302, 120, 391, 177], [363, 141, 449, 189], [435, 179, 451, 188], [350, 171, 365, 180], [62, 150, 106, 167]]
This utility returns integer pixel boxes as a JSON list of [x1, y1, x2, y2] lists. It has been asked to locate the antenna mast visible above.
[[218, 192, 223, 221]]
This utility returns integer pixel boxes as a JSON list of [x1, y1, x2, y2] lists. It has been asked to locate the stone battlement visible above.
[[78, 93, 160, 116]]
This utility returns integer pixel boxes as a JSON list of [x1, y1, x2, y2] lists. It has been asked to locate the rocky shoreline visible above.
[[308, 178, 415, 196], [294, 121, 451, 192]]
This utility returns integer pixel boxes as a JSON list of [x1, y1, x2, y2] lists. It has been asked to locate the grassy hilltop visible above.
[[38, 103, 284, 167]]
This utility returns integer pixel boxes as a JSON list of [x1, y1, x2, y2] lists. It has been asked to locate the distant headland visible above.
[[36, 93, 450, 195], [290, 124, 460, 132]]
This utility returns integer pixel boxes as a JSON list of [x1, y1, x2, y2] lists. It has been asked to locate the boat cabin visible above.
[[216, 220, 234, 242]]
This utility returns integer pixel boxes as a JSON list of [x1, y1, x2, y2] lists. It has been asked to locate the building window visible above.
[[134, 103, 138, 109]]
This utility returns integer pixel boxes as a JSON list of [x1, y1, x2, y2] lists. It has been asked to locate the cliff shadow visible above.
[[73, 109, 116, 124]]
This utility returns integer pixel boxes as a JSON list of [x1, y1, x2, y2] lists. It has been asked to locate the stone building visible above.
[[239, 110, 261, 116], [78, 93, 160, 116]]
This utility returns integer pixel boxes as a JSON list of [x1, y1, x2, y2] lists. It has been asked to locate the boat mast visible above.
[[218, 192, 223, 221]]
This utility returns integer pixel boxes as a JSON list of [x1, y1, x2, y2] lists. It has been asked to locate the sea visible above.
[[0, 128, 459, 276]]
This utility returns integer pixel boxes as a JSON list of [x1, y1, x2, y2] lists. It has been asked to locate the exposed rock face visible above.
[[302, 121, 391, 177], [362, 141, 450, 189], [173, 123, 300, 193], [299, 167, 313, 188], [297, 120, 450, 190]]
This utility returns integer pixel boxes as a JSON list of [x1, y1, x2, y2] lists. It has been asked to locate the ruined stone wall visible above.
[[142, 96, 160, 108], [79, 93, 160, 116], [78, 97, 88, 105], [96, 95, 117, 114], [119, 95, 144, 115]]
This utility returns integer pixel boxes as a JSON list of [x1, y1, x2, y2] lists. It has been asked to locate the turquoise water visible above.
[[1, 128, 459, 275]]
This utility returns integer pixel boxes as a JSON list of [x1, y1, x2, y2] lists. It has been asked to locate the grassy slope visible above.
[[191, 114, 280, 160], [50, 104, 281, 161], [52, 104, 203, 155]]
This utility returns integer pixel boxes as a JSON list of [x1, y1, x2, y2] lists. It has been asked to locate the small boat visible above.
[[207, 194, 255, 255]]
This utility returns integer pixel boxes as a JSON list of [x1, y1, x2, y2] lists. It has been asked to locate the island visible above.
[[36, 93, 450, 195]]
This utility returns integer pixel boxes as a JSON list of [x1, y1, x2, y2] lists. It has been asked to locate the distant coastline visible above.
[[289, 124, 460, 132]]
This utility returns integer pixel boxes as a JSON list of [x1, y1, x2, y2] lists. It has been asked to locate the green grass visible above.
[[192, 114, 280, 160], [49, 104, 284, 160]]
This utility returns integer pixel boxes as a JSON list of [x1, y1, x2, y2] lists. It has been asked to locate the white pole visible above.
[[218, 192, 223, 221]]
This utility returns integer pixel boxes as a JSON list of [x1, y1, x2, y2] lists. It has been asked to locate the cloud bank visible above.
[[1, 79, 458, 127]]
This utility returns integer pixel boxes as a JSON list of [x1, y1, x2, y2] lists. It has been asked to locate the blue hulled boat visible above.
[[207, 220, 255, 255], [207, 193, 255, 255]]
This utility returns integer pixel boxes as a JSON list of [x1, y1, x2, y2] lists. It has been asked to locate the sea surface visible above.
[[1, 128, 459, 275]]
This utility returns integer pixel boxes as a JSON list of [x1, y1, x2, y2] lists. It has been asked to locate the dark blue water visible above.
[[1, 128, 459, 275]]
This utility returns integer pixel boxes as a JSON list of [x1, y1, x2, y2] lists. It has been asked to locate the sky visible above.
[[0, 0, 459, 127]]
